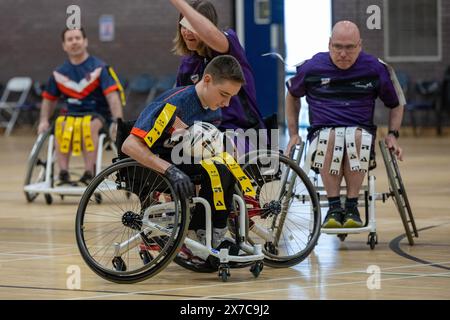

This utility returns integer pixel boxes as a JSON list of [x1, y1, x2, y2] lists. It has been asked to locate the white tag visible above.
[[312, 128, 331, 170], [329, 127, 345, 175], [359, 129, 372, 172], [346, 127, 360, 171]]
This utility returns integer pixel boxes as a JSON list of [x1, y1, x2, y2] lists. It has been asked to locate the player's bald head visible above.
[[331, 21, 361, 43]]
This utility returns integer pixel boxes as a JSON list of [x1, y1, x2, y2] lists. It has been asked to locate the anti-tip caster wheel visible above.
[[218, 264, 230, 282], [367, 232, 378, 250], [250, 261, 264, 278], [338, 234, 348, 242], [45, 194, 53, 205]]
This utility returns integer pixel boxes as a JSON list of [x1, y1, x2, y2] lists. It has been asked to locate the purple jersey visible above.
[[176, 29, 265, 131], [286, 51, 403, 131]]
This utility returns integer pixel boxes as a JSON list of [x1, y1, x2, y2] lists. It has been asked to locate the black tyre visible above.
[[240, 150, 321, 268], [379, 141, 418, 245], [24, 130, 53, 202], [75, 158, 190, 283]]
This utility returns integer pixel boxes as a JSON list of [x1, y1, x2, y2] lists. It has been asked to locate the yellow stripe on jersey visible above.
[[144, 103, 176, 148]]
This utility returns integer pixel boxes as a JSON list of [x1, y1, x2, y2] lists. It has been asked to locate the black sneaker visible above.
[[57, 170, 71, 185], [79, 171, 94, 186], [322, 207, 345, 228], [343, 207, 363, 228]]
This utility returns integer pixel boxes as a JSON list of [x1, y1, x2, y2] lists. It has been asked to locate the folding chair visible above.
[[0, 77, 32, 136]]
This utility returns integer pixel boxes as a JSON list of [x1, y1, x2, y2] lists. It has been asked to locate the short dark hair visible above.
[[204, 55, 246, 85], [61, 27, 87, 42]]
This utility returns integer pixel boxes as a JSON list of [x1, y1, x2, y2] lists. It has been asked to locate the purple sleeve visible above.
[[286, 65, 306, 98], [377, 64, 401, 108], [176, 58, 185, 86], [219, 29, 245, 60]]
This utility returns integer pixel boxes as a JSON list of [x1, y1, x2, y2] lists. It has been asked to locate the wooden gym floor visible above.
[[0, 132, 449, 300]]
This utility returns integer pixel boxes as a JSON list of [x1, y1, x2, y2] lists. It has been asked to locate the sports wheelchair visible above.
[[23, 113, 117, 205], [293, 136, 418, 249], [75, 122, 322, 283]]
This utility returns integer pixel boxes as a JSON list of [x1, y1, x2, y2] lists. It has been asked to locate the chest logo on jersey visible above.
[[321, 78, 331, 86], [351, 81, 374, 89], [53, 67, 102, 99]]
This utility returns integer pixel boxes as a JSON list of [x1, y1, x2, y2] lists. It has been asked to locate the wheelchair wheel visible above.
[[379, 141, 418, 245], [240, 150, 321, 268], [75, 158, 190, 283], [24, 129, 53, 202]]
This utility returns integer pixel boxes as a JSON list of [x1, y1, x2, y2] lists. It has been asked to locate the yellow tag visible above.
[[55, 116, 65, 145], [212, 152, 256, 197], [71, 117, 83, 156], [108, 66, 126, 107], [82, 115, 95, 152], [60, 116, 75, 154], [144, 103, 176, 148], [200, 159, 226, 211]]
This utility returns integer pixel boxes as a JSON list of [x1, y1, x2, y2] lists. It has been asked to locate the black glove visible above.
[[164, 165, 195, 200]]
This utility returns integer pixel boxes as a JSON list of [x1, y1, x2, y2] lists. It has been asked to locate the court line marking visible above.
[[0, 245, 78, 256], [0, 241, 75, 247], [67, 260, 450, 300], [193, 271, 450, 300], [0, 253, 79, 263]]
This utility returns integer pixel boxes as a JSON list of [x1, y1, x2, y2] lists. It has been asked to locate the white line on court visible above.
[[66, 260, 450, 300], [192, 271, 450, 300]]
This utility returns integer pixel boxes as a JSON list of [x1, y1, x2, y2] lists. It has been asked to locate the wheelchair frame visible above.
[[294, 139, 418, 248], [23, 124, 116, 204], [75, 149, 322, 283]]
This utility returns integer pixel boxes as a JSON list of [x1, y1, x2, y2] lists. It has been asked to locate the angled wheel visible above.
[[75, 158, 190, 283], [239, 150, 321, 268], [24, 129, 54, 202], [218, 264, 230, 282], [379, 141, 418, 245], [44, 194, 53, 205], [367, 232, 378, 250], [250, 261, 264, 278]]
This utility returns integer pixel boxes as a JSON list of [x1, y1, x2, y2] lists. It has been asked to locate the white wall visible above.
[[285, 0, 332, 71]]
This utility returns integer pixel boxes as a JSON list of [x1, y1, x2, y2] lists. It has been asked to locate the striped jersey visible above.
[[42, 55, 119, 119], [131, 85, 221, 154]]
